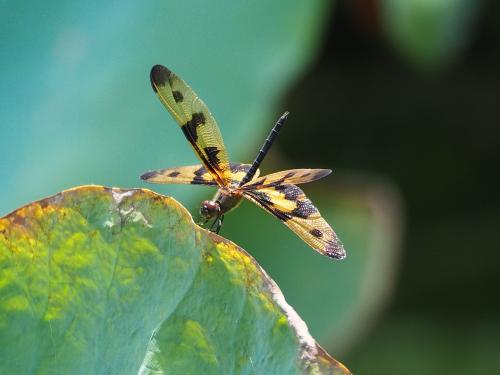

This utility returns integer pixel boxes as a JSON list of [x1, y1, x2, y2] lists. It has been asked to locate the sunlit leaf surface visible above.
[[0, 186, 350, 375]]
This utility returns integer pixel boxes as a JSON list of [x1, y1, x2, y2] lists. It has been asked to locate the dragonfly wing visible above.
[[141, 163, 256, 186], [240, 169, 331, 190], [242, 184, 345, 259], [141, 165, 217, 185], [150, 65, 231, 186]]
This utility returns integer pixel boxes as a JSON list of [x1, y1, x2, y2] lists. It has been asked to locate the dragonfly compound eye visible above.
[[200, 200, 220, 219]]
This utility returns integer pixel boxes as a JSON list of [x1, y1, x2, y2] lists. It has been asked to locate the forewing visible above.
[[140, 165, 217, 186], [240, 169, 331, 190], [141, 163, 256, 187], [150, 65, 231, 186], [242, 184, 345, 259]]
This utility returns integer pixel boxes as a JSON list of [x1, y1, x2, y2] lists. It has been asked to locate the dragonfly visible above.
[[141, 65, 345, 259]]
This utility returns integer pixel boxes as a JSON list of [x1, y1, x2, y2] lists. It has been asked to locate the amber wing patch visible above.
[[141, 165, 217, 185]]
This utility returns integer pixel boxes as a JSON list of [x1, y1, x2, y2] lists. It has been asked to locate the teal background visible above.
[[1, 0, 499, 373]]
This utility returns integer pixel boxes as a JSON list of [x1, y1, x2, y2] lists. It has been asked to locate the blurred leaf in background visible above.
[[380, 0, 482, 71]]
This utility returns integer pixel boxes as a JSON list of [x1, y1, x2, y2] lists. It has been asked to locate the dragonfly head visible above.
[[200, 200, 220, 220]]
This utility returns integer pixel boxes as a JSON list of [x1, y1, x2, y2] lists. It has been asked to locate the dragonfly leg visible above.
[[198, 217, 210, 226], [209, 215, 224, 233]]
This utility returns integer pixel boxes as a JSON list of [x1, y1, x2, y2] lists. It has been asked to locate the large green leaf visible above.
[[0, 186, 350, 375]]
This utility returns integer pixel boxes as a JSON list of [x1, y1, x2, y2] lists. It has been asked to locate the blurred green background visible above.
[[1, 0, 499, 373]]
